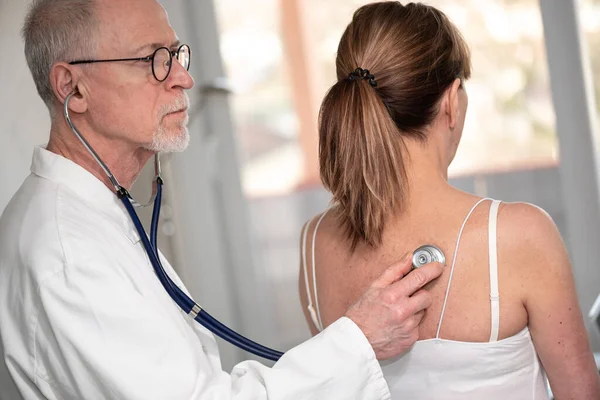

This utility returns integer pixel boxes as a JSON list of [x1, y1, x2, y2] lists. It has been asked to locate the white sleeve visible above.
[[230, 317, 391, 400], [31, 262, 391, 400]]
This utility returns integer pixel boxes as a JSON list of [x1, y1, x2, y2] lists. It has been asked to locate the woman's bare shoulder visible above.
[[498, 201, 560, 243], [497, 201, 568, 276]]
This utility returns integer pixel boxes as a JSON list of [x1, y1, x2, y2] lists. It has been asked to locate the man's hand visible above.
[[345, 255, 443, 360]]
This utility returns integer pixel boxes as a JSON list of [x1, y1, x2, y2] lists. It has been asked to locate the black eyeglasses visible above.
[[69, 44, 191, 82]]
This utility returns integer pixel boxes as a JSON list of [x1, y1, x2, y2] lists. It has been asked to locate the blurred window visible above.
[[215, 0, 557, 197], [580, 0, 600, 146]]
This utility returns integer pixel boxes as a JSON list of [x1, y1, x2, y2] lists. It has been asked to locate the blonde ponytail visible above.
[[319, 74, 407, 249], [318, 1, 471, 250]]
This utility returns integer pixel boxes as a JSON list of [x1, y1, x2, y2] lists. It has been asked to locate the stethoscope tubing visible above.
[[121, 189, 284, 360], [64, 92, 284, 362]]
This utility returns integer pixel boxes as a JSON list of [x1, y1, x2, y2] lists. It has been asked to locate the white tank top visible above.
[[302, 199, 550, 399]]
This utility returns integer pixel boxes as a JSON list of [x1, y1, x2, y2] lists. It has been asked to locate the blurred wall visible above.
[[0, 1, 42, 398], [0, 1, 50, 212]]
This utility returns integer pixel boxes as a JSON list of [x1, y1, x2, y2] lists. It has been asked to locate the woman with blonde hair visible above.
[[299, 2, 600, 398]]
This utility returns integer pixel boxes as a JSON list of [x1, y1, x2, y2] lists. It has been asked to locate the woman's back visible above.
[[303, 191, 548, 400], [305, 191, 526, 342], [300, 191, 551, 398]]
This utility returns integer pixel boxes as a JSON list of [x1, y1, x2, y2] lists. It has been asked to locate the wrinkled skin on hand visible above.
[[346, 256, 444, 360]]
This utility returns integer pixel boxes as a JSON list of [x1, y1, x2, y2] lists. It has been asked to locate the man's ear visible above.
[[445, 77, 461, 131], [49, 62, 89, 114]]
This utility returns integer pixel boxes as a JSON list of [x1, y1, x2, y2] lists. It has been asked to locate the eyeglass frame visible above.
[[68, 44, 191, 82]]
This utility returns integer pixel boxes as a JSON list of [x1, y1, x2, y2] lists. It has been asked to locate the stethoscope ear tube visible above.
[[64, 92, 121, 193]]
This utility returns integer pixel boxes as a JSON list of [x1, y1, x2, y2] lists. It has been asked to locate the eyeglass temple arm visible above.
[[69, 56, 152, 65]]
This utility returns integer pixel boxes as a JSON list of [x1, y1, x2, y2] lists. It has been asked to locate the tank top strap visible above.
[[488, 200, 501, 342], [301, 210, 329, 332], [436, 198, 492, 338]]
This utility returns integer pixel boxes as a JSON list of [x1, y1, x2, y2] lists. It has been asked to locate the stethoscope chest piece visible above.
[[412, 245, 445, 269]]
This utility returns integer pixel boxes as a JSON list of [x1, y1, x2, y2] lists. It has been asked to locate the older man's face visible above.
[[83, 0, 194, 153]]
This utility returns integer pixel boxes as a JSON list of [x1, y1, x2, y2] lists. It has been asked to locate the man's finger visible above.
[[392, 262, 444, 296], [371, 254, 412, 289], [405, 290, 433, 315], [413, 309, 426, 325]]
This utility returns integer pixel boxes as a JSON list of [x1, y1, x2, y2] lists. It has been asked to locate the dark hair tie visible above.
[[347, 67, 377, 87]]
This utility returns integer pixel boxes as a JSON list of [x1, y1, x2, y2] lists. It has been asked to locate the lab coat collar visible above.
[[30, 145, 141, 243]]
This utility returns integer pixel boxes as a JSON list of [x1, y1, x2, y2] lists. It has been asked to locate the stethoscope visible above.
[[64, 92, 284, 361], [63, 91, 448, 362]]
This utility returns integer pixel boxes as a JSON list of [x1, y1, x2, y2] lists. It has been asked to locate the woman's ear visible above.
[[49, 62, 89, 114], [445, 77, 461, 131]]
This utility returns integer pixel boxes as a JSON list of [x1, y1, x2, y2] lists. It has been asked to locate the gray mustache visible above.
[[160, 94, 190, 117]]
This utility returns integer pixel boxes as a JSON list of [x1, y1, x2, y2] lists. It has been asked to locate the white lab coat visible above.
[[0, 146, 391, 400]]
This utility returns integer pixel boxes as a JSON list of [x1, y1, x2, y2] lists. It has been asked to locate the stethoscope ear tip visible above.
[[66, 88, 80, 100]]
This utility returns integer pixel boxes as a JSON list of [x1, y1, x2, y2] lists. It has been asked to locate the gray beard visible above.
[[145, 118, 190, 153], [144, 93, 191, 153]]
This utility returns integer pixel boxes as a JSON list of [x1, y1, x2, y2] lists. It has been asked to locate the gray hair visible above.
[[21, 0, 99, 113]]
